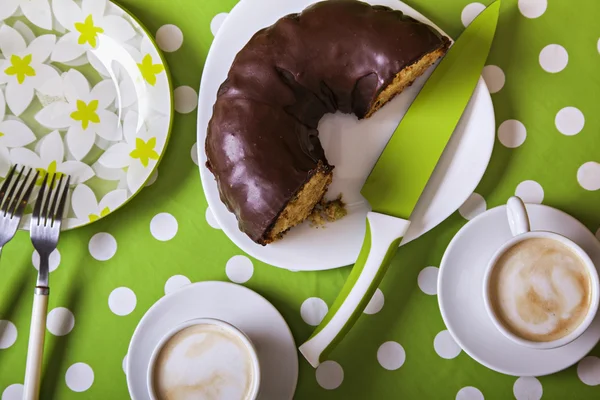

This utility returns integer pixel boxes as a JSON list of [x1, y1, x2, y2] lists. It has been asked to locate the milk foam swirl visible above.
[[490, 238, 591, 342], [153, 324, 256, 400]]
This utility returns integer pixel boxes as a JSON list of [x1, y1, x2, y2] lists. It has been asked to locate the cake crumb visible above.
[[309, 195, 347, 228]]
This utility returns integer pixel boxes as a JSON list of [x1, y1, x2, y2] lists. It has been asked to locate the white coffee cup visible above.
[[147, 318, 261, 400], [483, 197, 600, 349]]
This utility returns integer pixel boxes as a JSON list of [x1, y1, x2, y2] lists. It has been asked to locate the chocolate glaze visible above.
[[206, 0, 449, 244]]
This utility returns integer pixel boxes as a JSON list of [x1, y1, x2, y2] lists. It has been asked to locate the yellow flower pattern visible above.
[[75, 15, 104, 47], [4, 54, 36, 84], [70, 100, 100, 130], [89, 207, 110, 222], [36, 161, 64, 186], [130, 137, 159, 167], [138, 54, 164, 86]]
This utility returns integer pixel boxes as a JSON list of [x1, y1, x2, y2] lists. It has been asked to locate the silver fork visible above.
[[24, 172, 71, 400], [0, 165, 39, 257]]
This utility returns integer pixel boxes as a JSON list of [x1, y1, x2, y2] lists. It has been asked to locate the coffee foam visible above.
[[490, 238, 592, 342], [153, 323, 255, 400]]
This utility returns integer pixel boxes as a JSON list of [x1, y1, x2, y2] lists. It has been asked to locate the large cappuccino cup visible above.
[[483, 197, 600, 350]]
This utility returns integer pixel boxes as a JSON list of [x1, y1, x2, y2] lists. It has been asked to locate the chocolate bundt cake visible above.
[[206, 0, 450, 245]]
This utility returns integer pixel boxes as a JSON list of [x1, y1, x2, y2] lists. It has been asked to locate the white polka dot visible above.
[[47, 307, 74, 336], [515, 180, 544, 204], [206, 206, 221, 229], [498, 119, 527, 148], [482, 65, 505, 93], [88, 233, 117, 261], [32, 249, 60, 272], [145, 169, 158, 187], [122, 354, 128, 374], [108, 287, 137, 316], [577, 162, 600, 191], [459, 193, 487, 220], [164, 275, 191, 295], [316, 360, 343, 390], [300, 297, 328, 326], [191, 142, 198, 166], [65, 362, 94, 392], [577, 356, 600, 386], [456, 386, 484, 400], [0, 320, 17, 349], [434, 330, 461, 359], [150, 213, 178, 241], [174, 86, 198, 114], [155, 24, 183, 52], [1, 384, 23, 400], [377, 341, 405, 370], [418, 266, 439, 295], [364, 288, 384, 315], [518, 0, 547, 18], [210, 13, 229, 37], [597, 38, 600, 54], [225, 255, 254, 284], [539, 44, 568, 73], [513, 377, 543, 400], [461, 3, 485, 27], [555, 106, 585, 136]]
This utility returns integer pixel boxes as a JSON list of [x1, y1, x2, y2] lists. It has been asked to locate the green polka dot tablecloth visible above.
[[1, 0, 600, 399]]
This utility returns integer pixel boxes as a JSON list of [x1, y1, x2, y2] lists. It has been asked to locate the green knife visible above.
[[299, 1, 501, 368]]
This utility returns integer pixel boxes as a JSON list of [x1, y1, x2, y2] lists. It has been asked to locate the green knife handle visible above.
[[299, 212, 410, 367]]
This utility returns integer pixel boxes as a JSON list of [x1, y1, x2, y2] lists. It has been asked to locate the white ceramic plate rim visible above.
[[0, 0, 173, 231], [197, 0, 494, 271], [438, 204, 600, 376]]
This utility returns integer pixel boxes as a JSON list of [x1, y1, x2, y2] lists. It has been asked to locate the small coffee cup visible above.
[[483, 197, 600, 349], [147, 318, 261, 400]]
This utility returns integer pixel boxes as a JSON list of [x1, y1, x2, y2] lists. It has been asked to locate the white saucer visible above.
[[126, 282, 298, 399], [438, 204, 600, 377], [197, 0, 495, 271]]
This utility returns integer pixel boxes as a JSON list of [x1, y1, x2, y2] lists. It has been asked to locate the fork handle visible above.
[[24, 287, 49, 400]]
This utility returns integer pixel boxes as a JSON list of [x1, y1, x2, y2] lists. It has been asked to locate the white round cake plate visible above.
[[438, 204, 600, 377], [197, 0, 495, 271], [0, 0, 172, 230], [126, 281, 298, 400]]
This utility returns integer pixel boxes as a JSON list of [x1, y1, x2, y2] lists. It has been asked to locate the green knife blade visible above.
[[362, 0, 500, 218], [300, 1, 501, 368]]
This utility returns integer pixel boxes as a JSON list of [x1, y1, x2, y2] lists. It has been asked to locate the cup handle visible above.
[[507, 196, 530, 236]]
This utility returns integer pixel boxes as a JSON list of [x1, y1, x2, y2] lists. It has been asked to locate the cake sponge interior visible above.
[[367, 47, 447, 117], [265, 164, 333, 244]]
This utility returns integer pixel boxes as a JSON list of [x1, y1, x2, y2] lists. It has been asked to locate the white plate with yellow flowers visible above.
[[0, 0, 173, 229]]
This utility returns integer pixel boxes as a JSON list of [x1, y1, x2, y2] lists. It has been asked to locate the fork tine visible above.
[[3, 166, 25, 217], [7, 168, 33, 217], [41, 173, 57, 226], [32, 173, 49, 224], [0, 165, 18, 205], [48, 174, 64, 224], [52, 175, 71, 228], [15, 170, 40, 219]]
